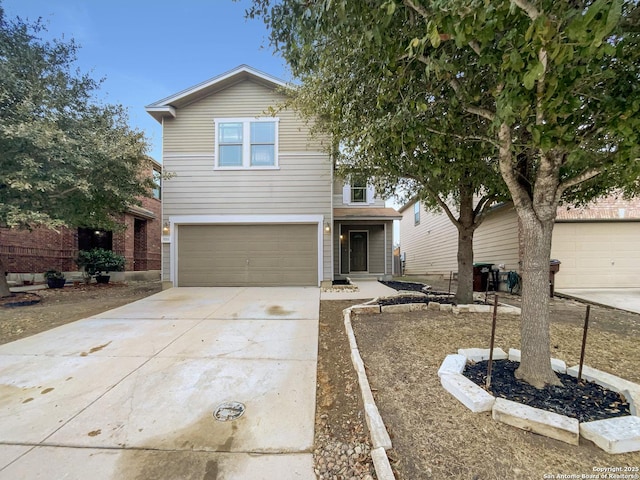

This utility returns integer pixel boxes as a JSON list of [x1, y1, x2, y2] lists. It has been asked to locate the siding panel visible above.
[[164, 81, 327, 154], [400, 202, 520, 275], [400, 202, 458, 275], [474, 206, 520, 271]]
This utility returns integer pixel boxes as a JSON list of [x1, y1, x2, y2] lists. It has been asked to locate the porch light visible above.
[[324, 222, 331, 233], [162, 222, 170, 235]]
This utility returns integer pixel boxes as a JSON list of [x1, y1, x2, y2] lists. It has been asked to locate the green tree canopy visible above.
[[250, 0, 640, 387], [0, 7, 154, 296]]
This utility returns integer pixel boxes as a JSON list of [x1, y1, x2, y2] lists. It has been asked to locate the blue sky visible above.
[[2, 0, 288, 162]]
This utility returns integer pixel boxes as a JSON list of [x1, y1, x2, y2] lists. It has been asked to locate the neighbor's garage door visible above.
[[177, 224, 318, 286], [551, 222, 640, 289]]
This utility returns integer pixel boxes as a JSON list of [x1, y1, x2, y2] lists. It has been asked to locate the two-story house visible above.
[[146, 65, 399, 288]]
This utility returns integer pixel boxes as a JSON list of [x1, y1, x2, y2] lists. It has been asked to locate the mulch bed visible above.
[[380, 280, 429, 293], [464, 359, 631, 422], [378, 280, 489, 306], [0, 292, 42, 308]]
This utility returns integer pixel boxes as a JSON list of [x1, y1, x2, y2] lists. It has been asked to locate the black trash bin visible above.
[[549, 259, 561, 297], [473, 263, 494, 292]]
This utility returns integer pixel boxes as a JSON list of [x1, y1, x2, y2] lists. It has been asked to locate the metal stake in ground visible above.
[[578, 305, 591, 382], [486, 295, 499, 389]]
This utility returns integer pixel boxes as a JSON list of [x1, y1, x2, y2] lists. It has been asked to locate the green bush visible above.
[[44, 269, 65, 280], [76, 248, 125, 277]]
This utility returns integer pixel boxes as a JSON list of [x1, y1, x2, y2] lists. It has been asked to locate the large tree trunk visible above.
[[498, 123, 562, 388], [515, 209, 561, 388], [0, 256, 12, 298], [455, 225, 474, 304], [455, 184, 476, 304]]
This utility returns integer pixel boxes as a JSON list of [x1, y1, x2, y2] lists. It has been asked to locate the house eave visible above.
[[333, 208, 402, 221], [127, 205, 156, 220], [145, 106, 176, 124], [145, 65, 291, 124]]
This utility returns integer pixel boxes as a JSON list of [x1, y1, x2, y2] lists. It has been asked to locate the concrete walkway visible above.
[[0, 287, 319, 479], [556, 288, 640, 315]]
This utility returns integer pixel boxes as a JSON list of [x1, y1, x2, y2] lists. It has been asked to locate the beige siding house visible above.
[[399, 196, 640, 289], [146, 65, 399, 287]]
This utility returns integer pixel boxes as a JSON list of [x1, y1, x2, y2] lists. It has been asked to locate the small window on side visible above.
[[414, 202, 420, 225]]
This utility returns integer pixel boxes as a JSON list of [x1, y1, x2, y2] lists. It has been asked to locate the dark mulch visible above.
[[464, 359, 631, 423], [332, 279, 351, 286], [0, 292, 42, 308], [379, 280, 428, 292], [378, 281, 490, 306], [377, 295, 457, 306]]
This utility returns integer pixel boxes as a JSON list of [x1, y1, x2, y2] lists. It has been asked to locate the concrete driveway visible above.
[[556, 288, 640, 314], [0, 287, 319, 479]]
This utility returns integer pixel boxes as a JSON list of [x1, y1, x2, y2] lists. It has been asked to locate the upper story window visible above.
[[215, 118, 279, 169], [414, 202, 420, 225], [342, 180, 375, 206], [350, 179, 367, 203]]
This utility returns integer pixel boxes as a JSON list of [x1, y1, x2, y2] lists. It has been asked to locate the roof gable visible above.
[[145, 65, 288, 123]]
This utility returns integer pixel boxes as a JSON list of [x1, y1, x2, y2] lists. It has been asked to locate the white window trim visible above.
[[342, 183, 376, 206], [214, 117, 280, 170]]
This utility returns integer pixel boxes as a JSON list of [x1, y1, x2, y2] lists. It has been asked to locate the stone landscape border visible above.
[[343, 294, 640, 480], [439, 348, 640, 454], [341, 296, 517, 480]]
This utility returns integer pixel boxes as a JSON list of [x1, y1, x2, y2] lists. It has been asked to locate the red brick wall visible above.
[[0, 226, 77, 273], [0, 196, 162, 274]]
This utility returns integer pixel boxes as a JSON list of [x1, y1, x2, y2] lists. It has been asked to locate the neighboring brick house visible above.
[[0, 161, 162, 276], [399, 195, 640, 289]]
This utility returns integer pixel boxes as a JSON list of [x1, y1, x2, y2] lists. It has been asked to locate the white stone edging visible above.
[[441, 348, 640, 454], [343, 305, 395, 479]]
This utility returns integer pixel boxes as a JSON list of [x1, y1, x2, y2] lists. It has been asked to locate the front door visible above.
[[350, 231, 368, 272]]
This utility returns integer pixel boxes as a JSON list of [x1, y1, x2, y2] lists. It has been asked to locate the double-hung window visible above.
[[215, 118, 278, 169], [350, 179, 367, 203]]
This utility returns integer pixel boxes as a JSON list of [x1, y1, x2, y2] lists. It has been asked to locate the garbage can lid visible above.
[[550, 259, 561, 265], [473, 262, 494, 267]]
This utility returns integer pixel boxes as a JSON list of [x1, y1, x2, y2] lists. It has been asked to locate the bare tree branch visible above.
[[511, 0, 541, 20], [470, 194, 499, 230], [468, 41, 481, 56], [427, 188, 461, 227], [498, 122, 533, 211], [465, 105, 496, 121], [422, 125, 499, 147], [556, 168, 602, 202], [403, 0, 430, 20], [49, 186, 80, 199], [415, 55, 496, 121]]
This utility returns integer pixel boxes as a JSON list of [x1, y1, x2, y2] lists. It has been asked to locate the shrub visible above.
[[44, 269, 65, 280], [76, 248, 125, 277]]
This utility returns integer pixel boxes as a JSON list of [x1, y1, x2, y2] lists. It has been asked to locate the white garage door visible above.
[[551, 222, 640, 289], [177, 224, 318, 286]]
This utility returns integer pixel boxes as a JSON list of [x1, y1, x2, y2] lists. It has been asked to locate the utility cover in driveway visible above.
[[177, 224, 318, 286]]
